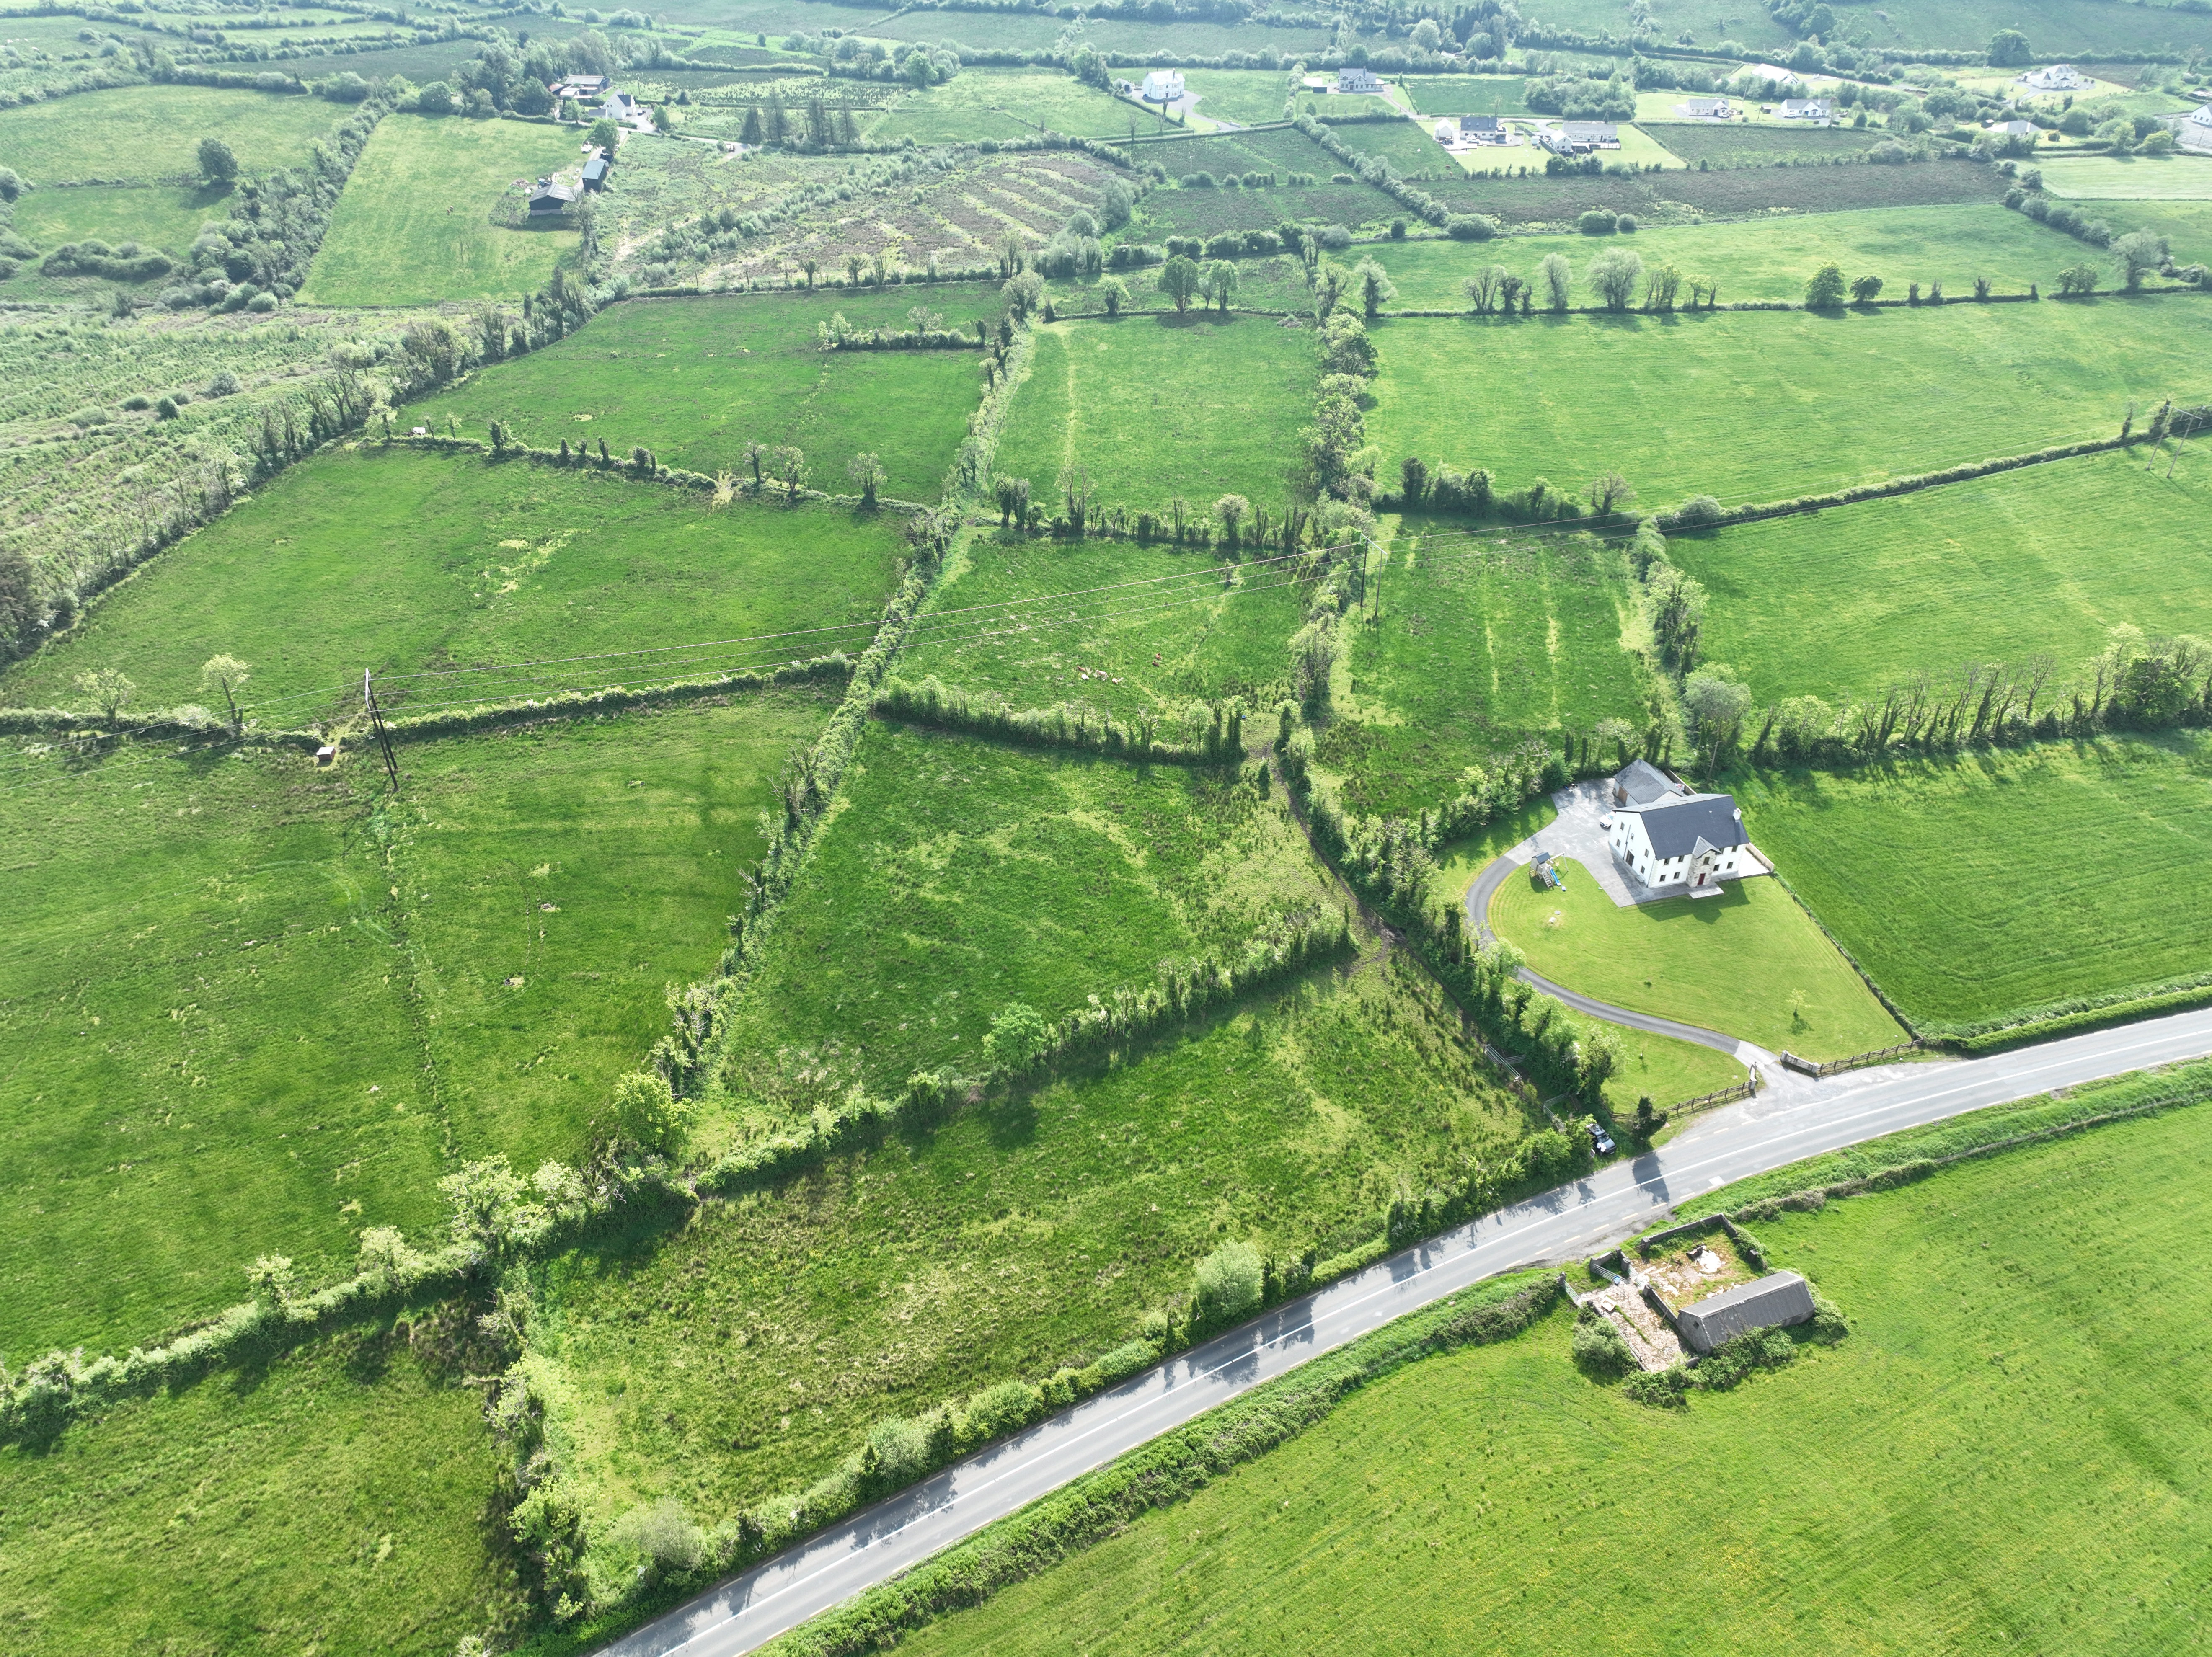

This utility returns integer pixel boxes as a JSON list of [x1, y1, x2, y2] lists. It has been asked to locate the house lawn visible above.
[[1735, 733, 2212, 1031], [993, 314, 1313, 519], [0, 447, 904, 721], [1668, 447, 2212, 706], [1488, 855, 1904, 1058], [897, 527, 1310, 721], [886, 1086, 2212, 1657], [1320, 522, 1652, 816], [861, 69, 1137, 142], [1366, 297, 2212, 509], [299, 114, 583, 305], [0, 693, 831, 1357], [413, 287, 990, 501]]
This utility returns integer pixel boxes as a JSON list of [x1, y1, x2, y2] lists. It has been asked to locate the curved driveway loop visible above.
[[600, 1005, 2212, 1657]]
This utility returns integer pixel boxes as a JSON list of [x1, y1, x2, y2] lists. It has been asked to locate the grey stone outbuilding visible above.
[[1677, 1270, 1816, 1355]]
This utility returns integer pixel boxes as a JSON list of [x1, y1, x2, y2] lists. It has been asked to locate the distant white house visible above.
[[1459, 112, 1507, 142], [1336, 65, 1382, 94], [1561, 120, 1620, 147], [595, 88, 643, 122], [1434, 118, 1457, 141], [1140, 69, 1184, 103], [1676, 95, 1733, 119], [2181, 103, 2212, 152], [1604, 762, 1753, 893], [2018, 62, 2088, 91], [1779, 98, 1833, 121]]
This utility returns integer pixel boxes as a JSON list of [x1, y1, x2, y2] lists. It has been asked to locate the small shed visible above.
[[529, 178, 578, 213], [1677, 1270, 1816, 1355], [581, 151, 610, 191]]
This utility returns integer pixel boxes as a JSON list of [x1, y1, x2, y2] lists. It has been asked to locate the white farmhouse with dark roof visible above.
[[1336, 65, 1382, 94], [1605, 761, 1752, 894], [2018, 62, 2088, 91], [1140, 69, 1184, 103]]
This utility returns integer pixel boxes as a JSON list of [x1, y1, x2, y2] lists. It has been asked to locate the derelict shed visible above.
[[1677, 1270, 1817, 1355]]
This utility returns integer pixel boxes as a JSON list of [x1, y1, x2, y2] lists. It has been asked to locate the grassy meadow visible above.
[[414, 287, 989, 500], [1178, 70, 1298, 127], [1322, 524, 1651, 816], [898, 528, 1311, 721], [1366, 298, 2212, 509], [0, 85, 341, 184], [7, 181, 234, 257], [887, 1087, 2212, 1657], [299, 114, 583, 306], [1737, 733, 2212, 1029], [1400, 75, 1534, 116], [0, 1327, 510, 1657], [994, 315, 1313, 517], [1489, 856, 1905, 1057], [862, 69, 1136, 142], [0, 447, 904, 721], [709, 720, 1338, 1104], [530, 952, 1532, 1534], [2038, 153, 2212, 199], [1361, 205, 2086, 309], [1669, 448, 2212, 705], [0, 692, 832, 1355]]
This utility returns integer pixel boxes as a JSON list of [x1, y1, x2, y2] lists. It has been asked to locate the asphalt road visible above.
[[603, 1004, 2212, 1657]]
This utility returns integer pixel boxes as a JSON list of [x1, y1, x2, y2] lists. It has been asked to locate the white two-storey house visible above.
[[1604, 761, 1752, 893]]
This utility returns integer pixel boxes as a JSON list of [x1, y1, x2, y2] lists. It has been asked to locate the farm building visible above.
[[1605, 764, 1753, 894], [581, 150, 610, 191], [1434, 118, 1457, 141], [549, 74, 609, 101], [1779, 98, 1834, 121], [1676, 95, 1733, 118], [1561, 120, 1620, 147], [1677, 1270, 1816, 1355], [2018, 63, 2088, 90], [1140, 70, 1184, 103], [1336, 65, 1382, 94], [528, 178, 578, 213], [1991, 119, 2038, 136]]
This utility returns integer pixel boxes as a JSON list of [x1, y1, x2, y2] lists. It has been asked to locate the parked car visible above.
[[1587, 1119, 1616, 1156]]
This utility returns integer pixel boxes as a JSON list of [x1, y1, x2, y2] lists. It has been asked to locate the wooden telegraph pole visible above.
[[363, 670, 400, 792]]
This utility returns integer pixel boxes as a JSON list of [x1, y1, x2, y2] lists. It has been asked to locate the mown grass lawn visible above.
[[1489, 856, 1903, 1058], [299, 114, 583, 305], [0, 693, 830, 1357], [709, 720, 1339, 1106], [889, 1089, 2212, 1657], [413, 288, 990, 500], [1359, 204, 2089, 311], [0, 447, 904, 721], [862, 69, 1136, 142], [1321, 521, 1651, 816], [1669, 447, 2212, 705], [0, 85, 343, 184], [1367, 297, 2212, 511], [530, 952, 1531, 1540], [897, 527, 1310, 722], [1736, 733, 2212, 1030], [0, 1327, 510, 1657], [994, 314, 1313, 519]]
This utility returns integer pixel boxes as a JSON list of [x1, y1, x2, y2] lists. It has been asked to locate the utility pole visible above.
[[363, 669, 400, 792]]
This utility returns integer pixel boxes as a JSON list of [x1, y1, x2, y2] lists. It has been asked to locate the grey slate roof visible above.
[[1562, 121, 1618, 141], [1460, 113, 1501, 132], [1625, 791, 1747, 859], [1612, 758, 1682, 807], [1677, 1269, 1815, 1355]]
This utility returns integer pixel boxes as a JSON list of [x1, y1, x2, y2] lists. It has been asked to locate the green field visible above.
[[0, 447, 903, 721], [0, 85, 342, 184], [1320, 524, 1651, 816], [1323, 117, 1461, 179], [1364, 205, 2086, 308], [414, 288, 988, 503], [889, 1085, 2212, 1657], [1670, 448, 2212, 705], [1399, 75, 1534, 116], [862, 69, 1137, 142], [1425, 155, 2014, 227], [1490, 854, 1905, 1058], [1126, 128, 1401, 236], [1178, 70, 1297, 127], [0, 692, 832, 1355], [995, 315, 1313, 517], [898, 529, 1311, 722], [530, 949, 1531, 1538], [300, 114, 582, 305], [1646, 121, 1891, 167], [1738, 733, 2212, 1030], [0, 1326, 508, 1657], [7, 181, 233, 257], [1367, 299, 2212, 509], [710, 720, 1336, 1103], [2039, 153, 2212, 199]]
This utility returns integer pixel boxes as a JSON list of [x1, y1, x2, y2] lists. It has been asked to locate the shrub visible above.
[[862, 1416, 933, 1486], [606, 1070, 690, 1155], [1615, 213, 1637, 233], [962, 1379, 1042, 1445], [1571, 1303, 1635, 1378], [154, 395, 180, 419], [607, 1498, 706, 1580], [1804, 262, 1846, 309], [1193, 1239, 1264, 1326], [1659, 493, 1722, 529], [1444, 212, 1498, 240], [1576, 209, 1616, 235], [982, 1001, 1054, 1071]]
